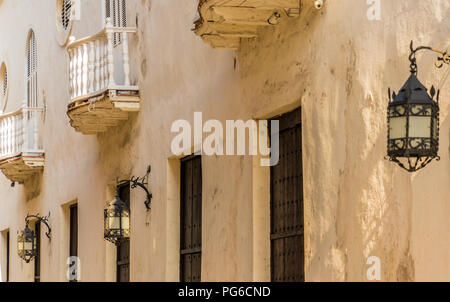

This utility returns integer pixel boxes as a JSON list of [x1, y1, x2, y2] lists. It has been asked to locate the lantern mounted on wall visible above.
[[104, 188, 130, 246], [17, 214, 51, 263], [104, 166, 152, 245], [387, 41, 449, 172]]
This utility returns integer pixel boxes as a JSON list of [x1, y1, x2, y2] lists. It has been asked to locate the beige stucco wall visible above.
[[0, 0, 448, 282]]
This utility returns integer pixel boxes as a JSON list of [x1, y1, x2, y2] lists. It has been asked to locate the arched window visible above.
[[0, 62, 7, 112], [26, 31, 37, 108], [105, 0, 127, 45]]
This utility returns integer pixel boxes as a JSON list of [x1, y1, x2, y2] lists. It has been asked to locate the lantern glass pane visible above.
[[432, 117, 438, 140], [121, 215, 130, 232], [389, 116, 406, 139], [17, 235, 24, 255], [108, 215, 121, 230], [409, 116, 431, 138], [25, 239, 33, 251]]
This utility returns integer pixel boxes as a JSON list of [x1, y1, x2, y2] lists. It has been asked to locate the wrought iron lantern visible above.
[[104, 166, 152, 245], [17, 214, 51, 263], [387, 41, 449, 172], [104, 191, 130, 246]]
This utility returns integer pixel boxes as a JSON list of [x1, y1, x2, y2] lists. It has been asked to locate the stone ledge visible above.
[[67, 88, 140, 135], [194, 0, 301, 49], [0, 153, 44, 183]]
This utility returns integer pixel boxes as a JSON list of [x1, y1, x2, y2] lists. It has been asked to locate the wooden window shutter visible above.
[[6, 231, 10, 282], [34, 221, 41, 282], [69, 204, 78, 282], [116, 182, 130, 282], [180, 155, 202, 282], [270, 108, 305, 282]]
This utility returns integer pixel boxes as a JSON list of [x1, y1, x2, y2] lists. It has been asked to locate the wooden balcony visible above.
[[0, 106, 45, 183], [67, 19, 140, 135], [194, 0, 302, 49]]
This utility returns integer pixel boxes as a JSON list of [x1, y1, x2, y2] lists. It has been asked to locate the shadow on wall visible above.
[[96, 111, 140, 178], [24, 172, 42, 202]]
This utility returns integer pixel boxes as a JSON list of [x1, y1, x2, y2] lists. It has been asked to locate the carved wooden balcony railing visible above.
[[0, 106, 45, 183], [67, 19, 139, 135], [194, 0, 302, 49]]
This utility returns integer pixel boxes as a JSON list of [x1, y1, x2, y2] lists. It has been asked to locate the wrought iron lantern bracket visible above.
[[25, 213, 52, 239], [408, 41, 450, 74], [119, 166, 153, 211]]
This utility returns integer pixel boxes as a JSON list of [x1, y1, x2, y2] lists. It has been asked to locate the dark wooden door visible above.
[[180, 155, 202, 282], [117, 183, 130, 282], [6, 231, 9, 282], [69, 204, 78, 282], [34, 221, 41, 282], [270, 108, 304, 282]]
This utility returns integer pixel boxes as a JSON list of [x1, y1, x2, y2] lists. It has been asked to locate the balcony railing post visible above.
[[69, 49, 74, 99], [106, 18, 116, 87], [82, 44, 89, 95], [18, 114, 21, 153], [22, 107, 28, 151], [1, 118, 4, 156], [77, 46, 82, 98], [32, 109, 38, 150], [95, 39, 101, 92], [102, 39, 108, 88], [88, 41, 95, 93], [1, 118, 4, 157], [3, 117, 6, 156], [72, 48, 78, 99], [13, 115, 17, 155], [6, 116, 10, 155], [12, 116, 16, 154], [122, 31, 131, 86]]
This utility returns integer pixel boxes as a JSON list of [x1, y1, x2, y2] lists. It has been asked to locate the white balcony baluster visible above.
[[88, 42, 95, 93], [0, 106, 44, 160], [77, 46, 82, 98], [122, 31, 130, 86], [106, 19, 116, 87], [82, 44, 88, 95], [69, 49, 74, 98], [67, 18, 138, 104], [94, 40, 101, 92], [65, 17, 140, 134]]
